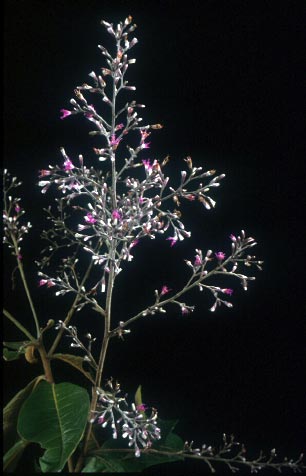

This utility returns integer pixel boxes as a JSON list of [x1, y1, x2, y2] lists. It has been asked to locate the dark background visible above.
[[3, 0, 306, 474]]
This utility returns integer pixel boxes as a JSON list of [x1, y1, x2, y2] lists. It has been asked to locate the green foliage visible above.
[[17, 380, 90, 472], [3, 340, 28, 361], [51, 353, 95, 383], [3, 375, 45, 460], [83, 419, 184, 473]]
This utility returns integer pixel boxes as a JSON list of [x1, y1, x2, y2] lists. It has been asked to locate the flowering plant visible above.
[[3, 16, 305, 474]]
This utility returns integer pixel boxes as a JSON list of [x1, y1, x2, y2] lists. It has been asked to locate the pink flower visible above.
[[222, 288, 233, 295], [140, 141, 151, 150], [63, 158, 74, 171], [181, 306, 189, 315], [140, 130, 150, 141], [15, 205, 21, 213], [166, 237, 177, 247], [39, 279, 55, 288], [161, 285, 171, 296], [185, 194, 196, 201], [115, 123, 124, 130], [130, 239, 139, 249], [60, 109, 72, 120], [98, 416, 105, 424], [194, 255, 202, 266], [39, 169, 51, 177], [136, 404, 148, 412], [112, 209, 122, 221], [215, 251, 225, 261], [109, 134, 122, 147], [84, 213, 97, 224], [229, 234, 237, 242], [142, 159, 152, 172]]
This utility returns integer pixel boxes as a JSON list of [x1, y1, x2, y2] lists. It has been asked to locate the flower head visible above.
[[161, 285, 171, 296], [166, 237, 177, 247], [215, 251, 225, 261], [222, 288, 233, 296], [63, 158, 74, 171], [39, 169, 51, 177], [84, 213, 97, 224], [194, 254, 202, 266], [60, 109, 72, 120], [109, 134, 122, 147], [112, 209, 122, 221]]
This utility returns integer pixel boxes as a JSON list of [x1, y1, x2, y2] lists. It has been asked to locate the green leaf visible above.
[[3, 340, 29, 350], [134, 384, 143, 408], [51, 353, 95, 383], [3, 341, 28, 361], [17, 380, 90, 472], [3, 439, 30, 472], [90, 419, 184, 473], [3, 375, 45, 453], [82, 455, 125, 472]]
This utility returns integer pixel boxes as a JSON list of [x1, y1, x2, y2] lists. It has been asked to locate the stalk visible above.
[[11, 234, 40, 338]]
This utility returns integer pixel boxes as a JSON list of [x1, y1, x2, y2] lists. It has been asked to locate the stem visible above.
[[11, 234, 40, 337], [74, 257, 115, 472], [48, 257, 95, 357], [111, 256, 237, 333], [3, 308, 36, 341], [37, 339, 54, 384]]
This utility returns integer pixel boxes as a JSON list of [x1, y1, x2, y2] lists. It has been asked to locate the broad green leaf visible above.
[[51, 353, 95, 383], [82, 455, 125, 472], [3, 439, 30, 472], [17, 380, 90, 472], [3, 375, 45, 453]]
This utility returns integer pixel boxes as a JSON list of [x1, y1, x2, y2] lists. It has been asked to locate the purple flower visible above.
[[215, 251, 225, 261], [194, 255, 202, 266], [140, 141, 151, 150], [136, 404, 148, 412], [60, 109, 72, 120], [130, 239, 139, 249], [109, 134, 122, 147], [112, 209, 122, 221], [161, 285, 171, 296], [84, 213, 97, 224], [15, 205, 21, 213], [166, 237, 177, 247], [222, 288, 233, 296], [63, 158, 74, 171], [142, 159, 152, 173], [39, 169, 51, 177], [39, 279, 55, 288]]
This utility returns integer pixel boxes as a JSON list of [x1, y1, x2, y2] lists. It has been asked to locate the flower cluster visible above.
[[3, 170, 32, 261], [183, 436, 305, 474], [35, 14, 227, 306], [91, 379, 161, 457]]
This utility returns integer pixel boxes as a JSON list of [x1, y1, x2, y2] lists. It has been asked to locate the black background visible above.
[[3, 0, 306, 474]]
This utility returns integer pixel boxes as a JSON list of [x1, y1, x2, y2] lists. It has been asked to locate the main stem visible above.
[[74, 65, 119, 473]]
